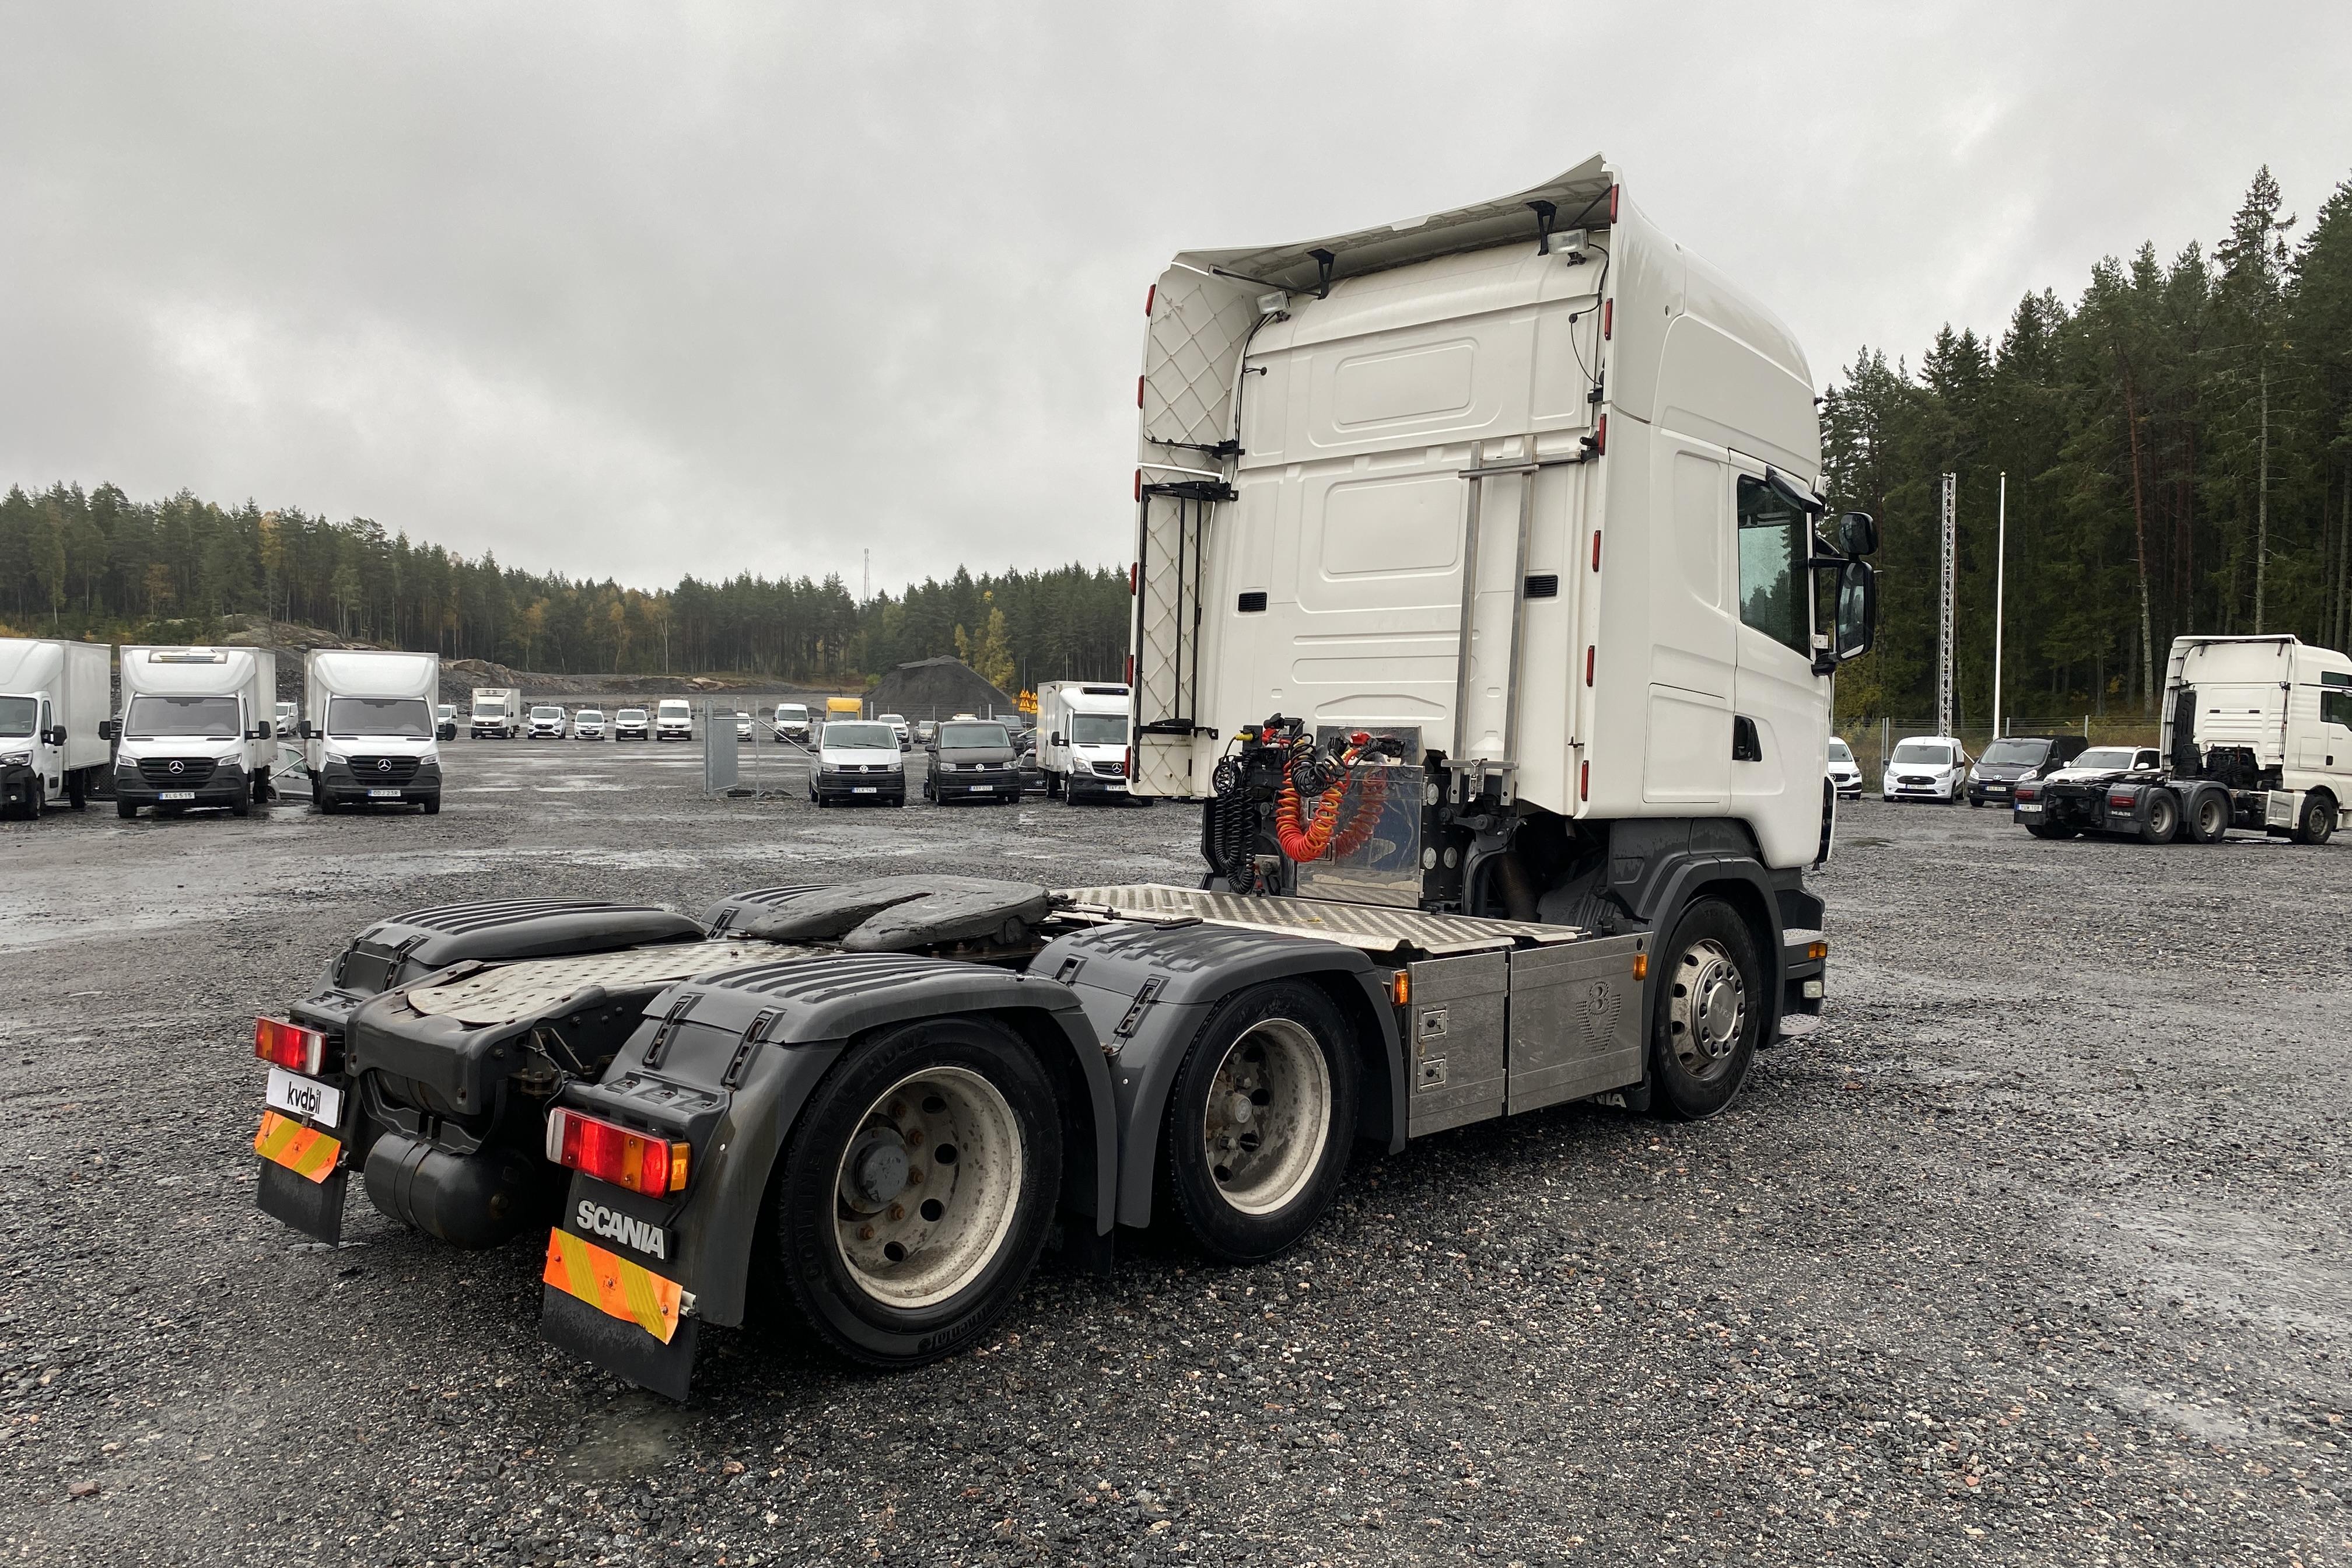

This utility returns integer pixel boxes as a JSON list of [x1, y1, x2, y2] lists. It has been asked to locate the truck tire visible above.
[[768, 1015, 1062, 1368], [2294, 792, 2338, 846], [66, 772, 85, 810], [2186, 789, 2230, 844], [1158, 980, 1360, 1264], [2138, 791, 2179, 845], [116, 797, 136, 820], [230, 786, 251, 818], [1647, 899, 1762, 1121], [421, 794, 440, 816]]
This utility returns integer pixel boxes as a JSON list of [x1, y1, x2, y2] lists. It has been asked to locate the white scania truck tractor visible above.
[[243, 158, 1876, 1400], [300, 649, 444, 815], [110, 646, 279, 818], [0, 638, 111, 819]]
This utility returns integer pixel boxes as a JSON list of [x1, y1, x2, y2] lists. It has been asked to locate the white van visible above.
[[301, 649, 443, 814], [527, 704, 568, 740], [111, 646, 278, 818], [0, 638, 111, 818], [1037, 681, 1133, 804], [1881, 736, 1969, 804], [656, 699, 693, 741]]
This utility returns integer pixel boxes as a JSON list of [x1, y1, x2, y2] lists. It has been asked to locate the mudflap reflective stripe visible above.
[[542, 1228, 683, 1344], [253, 1110, 340, 1184]]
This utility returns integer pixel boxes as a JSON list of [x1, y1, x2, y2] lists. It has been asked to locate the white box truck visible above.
[[111, 646, 279, 818], [2015, 634, 2352, 844], [0, 638, 112, 818], [243, 158, 1880, 1400], [1037, 681, 1133, 803], [470, 687, 522, 739], [300, 649, 444, 815]]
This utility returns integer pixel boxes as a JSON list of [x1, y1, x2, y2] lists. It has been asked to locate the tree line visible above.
[[0, 484, 1130, 691], [1825, 166, 2352, 731]]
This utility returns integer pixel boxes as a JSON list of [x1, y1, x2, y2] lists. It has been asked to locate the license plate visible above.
[[159, 789, 195, 801], [852, 786, 878, 794], [266, 1065, 344, 1126], [2018, 804, 2042, 817], [971, 784, 994, 792], [368, 788, 403, 798]]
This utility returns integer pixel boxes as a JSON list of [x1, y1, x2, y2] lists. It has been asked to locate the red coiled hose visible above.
[[1275, 733, 1388, 862]]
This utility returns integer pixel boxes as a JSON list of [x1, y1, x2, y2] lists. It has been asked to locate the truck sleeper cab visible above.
[[250, 877, 1826, 1398]]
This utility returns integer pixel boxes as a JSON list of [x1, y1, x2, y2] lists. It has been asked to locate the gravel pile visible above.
[[0, 751, 2344, 1566]]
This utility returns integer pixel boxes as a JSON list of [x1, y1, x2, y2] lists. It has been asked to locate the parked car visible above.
[[1826, 737, 1863, 800], [914, 720, 937, 745], [527, 704, 568, 740], [573, 708, 607, 740], [773, 702, 810, 746], [878, 712, 912, 750], [1881, 735, 1970, 804], [613, 707, 649, 741], [1966, 734, 2088, 808], [734, 710, 754, 741], [433, 703, 458, 741], [922, 719, 1020, 804], [275, 701, 299, 738], [809, 719, 905, 807]]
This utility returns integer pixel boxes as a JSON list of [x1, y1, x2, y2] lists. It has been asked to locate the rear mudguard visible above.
[[541, 951, 1119, 1385], [1027, 921, 1406, 1230]]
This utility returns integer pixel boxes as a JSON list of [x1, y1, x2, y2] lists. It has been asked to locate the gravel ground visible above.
[[2, 740, 2347, 1567]]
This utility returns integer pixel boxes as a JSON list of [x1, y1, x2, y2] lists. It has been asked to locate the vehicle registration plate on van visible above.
[[368, 788, 403, 798], [265, 1065, 344, 1127], [159, 790, 195, 801]]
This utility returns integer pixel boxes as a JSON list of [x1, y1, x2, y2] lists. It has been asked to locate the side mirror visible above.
[[45, 726, 66, 746], [1838, 511, 1879, 556], [298, 720, 314, 739], [97, 719, 116, 741], [1834, 561, 1878, 662], [1049, 732, 1063, 748]]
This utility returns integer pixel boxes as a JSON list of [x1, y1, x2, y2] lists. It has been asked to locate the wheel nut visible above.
[[859, 1224, 875, 1241], [888, 1202, 905, 1222], [905, 1128, 924, 1147]]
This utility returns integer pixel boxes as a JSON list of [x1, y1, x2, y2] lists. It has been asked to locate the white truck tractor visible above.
[[110, 646, 279, 818], [2015, 635, 2352, 844], [470, 686, 523, 739], [1037, 680, 1134, 803], [0, 638, 111, 818], [243, 158, 1876, 1401], [300, 649, 444, 815]]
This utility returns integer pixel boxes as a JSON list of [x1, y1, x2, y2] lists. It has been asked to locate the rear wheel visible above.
[[2294, 792, 2338, 846], [2187, 789, 2231, 844], [66, 772, 86, 810], [766, 1016, 1061, 1367], [2138, 791, 2180, 845], [1159, 981, 1359, 1263], [1648, 899, 1762, 1121]]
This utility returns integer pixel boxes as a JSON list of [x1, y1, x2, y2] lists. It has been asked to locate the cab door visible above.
[[35, 697, 58, 801], [1726, 455, 1827, 867]]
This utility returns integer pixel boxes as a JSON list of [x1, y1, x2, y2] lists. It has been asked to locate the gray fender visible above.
[[554, 952, 1116, 1332], [1028, 922, 1406, 1231], [1597, 820, 1790, 1037]]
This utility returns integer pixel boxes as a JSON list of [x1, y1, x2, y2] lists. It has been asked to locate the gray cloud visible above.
[[3, 2, 2347, 591]]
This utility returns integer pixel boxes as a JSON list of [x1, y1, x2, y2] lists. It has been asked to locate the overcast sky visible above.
[[3, 4, 2347, 594]]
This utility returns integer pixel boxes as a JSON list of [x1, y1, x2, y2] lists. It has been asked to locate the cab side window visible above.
[[1735, 477, 1810, 656], [2323, 691, 2352, 730]]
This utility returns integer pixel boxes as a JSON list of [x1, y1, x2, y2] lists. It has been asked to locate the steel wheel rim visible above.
[[1668, 937, 1746, 1077], [1200, 1018, 1331, 1216], [831, 1065, 1024, 1310]]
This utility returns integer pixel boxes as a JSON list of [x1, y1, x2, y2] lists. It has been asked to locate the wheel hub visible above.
[[1668, 938, 1747, 1073], [1201, 1019, 1331, 1216], [831, 1067, 1023, 1310]]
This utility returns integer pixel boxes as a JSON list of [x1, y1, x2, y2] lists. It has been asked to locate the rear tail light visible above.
[[1585, 646, 1595, 687], [1591, 530, 1602, 571], [1133, 469, 1141, 502], [1129, 563, 1139, 596], [1602, 299, 1612, 340], [1125, 654, 1134, 684], [1144, 284, 1155, 316], [1137, 374, 1145, 409], [546, 1107, 687, 1198], [2108, 791, 2136, 808], [1580, 760, 1590, 802], [2015, 784, 2039, 800], [1594, 414, 1606, 455], [254, 1017, 325, 1075]]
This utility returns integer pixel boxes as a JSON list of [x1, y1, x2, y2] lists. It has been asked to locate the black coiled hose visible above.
[[1205, 755, 1258, 892]]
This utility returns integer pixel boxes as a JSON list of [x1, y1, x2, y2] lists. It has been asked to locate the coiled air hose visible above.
[[1275, 733, 1388, 863]]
